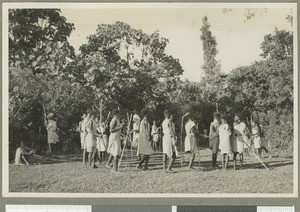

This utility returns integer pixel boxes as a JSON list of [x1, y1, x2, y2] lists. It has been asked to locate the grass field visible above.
[[9, 148, 293, 194]]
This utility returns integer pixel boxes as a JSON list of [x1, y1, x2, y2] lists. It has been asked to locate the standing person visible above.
[[151, 120, 159, 152], [85, 111, 98, 168], [136, 109, 154, 170], [46, 113, 59, 156], [106, 109, 124, 172], [98, 120, 108, 163], [209, 112, 221, 169], [79, 113, 87, 150], [243, 125, 251, 157], [82, 110, 91, 165], [219, 114, 232, 170], [231, 113, 246, 170], [184, 114, 197, 170], [132, 111, 141, 160], [259, 124, 272, 158], [162, 110, 177, 173], [251, 119, 262, 157]]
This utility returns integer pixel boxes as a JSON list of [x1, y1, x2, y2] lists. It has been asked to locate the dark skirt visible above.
[[209, 136, 219, 154]]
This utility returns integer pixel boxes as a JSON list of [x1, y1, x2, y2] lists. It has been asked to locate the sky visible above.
[[59, 4, 294, 82]]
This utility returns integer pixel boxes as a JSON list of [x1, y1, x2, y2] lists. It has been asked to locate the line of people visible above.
[[209, 112, 269, 170], [78, 108, 269, 172]]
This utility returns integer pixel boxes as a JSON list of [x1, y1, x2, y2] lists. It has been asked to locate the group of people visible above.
[[209, 112, 268, 170], [14, 108, 268, 172]]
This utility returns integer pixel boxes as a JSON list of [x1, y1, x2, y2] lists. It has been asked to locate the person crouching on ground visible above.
[[209, 112, 221, 169], [219, 114, 232, 170], [106, 109, 124, 172], [136, 109, 154, 170], [14, 142, 34, 165], [162, 110, 177, 173]]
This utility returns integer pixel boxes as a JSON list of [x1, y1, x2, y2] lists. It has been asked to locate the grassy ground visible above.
[[9, 148, 293, 194]]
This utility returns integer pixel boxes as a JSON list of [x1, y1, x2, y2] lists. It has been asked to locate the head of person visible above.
[[220, 114, 228, 124], [47, 113, 54, 120], [234, 113, 242, 123], [164, 110, 170, 119], [251, 118, 259, 127], [81, 113, 87, 120], [112, 109, 120, 117], [20, 141, 26, 148], [141, 109, 149, 119], [86, 109, 92, 117], [89, 111, 96, 119], [213, 112, 221, 121], [153, 120, 156, 125], [133, 113, 140, 123]]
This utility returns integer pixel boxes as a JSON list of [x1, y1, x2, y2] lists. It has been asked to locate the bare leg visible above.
[[233, 153, 237, 170], [163, 154, 167, 171], [48, 143, 52, 155], [106, 155, 113, 168], [82, 149, 86, 165], [188, 153, 195, 170], [239, 153, 243, 168], [222, 154, 225, 169], [22, 155, 30, 165]]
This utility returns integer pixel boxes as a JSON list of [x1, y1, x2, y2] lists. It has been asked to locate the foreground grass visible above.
[[9, 149, 293, 194]]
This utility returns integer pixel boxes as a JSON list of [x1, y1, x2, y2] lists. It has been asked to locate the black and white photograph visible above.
[[2, 2, 297, 197]]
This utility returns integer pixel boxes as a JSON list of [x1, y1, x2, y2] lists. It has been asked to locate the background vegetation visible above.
[[8, 9, 294, 160]]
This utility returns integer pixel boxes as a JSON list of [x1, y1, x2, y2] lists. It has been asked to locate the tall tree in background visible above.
[[200, 16, 221, 76]]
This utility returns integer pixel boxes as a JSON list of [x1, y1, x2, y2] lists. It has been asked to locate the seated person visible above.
[[14, 142, 34, 165]]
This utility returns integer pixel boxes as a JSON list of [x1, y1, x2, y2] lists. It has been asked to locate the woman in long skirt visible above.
[[46, 113, 59, 155], [151, 120, 159, 152], [85, 111, 98, 168], [231, 113, 246, 170], [162, 110, 177, 173], [209, 112, 220, 169], [106, 109, 124, 171], [184, 114, 197, 170], [136, 109, 154, 170], [251, 119, 262, 157], [97, 120, 108, 163], [219, 114, 232, 170]]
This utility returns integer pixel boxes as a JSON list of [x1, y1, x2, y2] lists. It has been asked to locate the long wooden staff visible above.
[[242, 139, 269, 170], [118, 114, 133, 169]]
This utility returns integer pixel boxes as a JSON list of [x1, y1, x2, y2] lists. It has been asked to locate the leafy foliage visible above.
[[260, 29, 293, 60], [9, 9, 75, 74], [200, 16, 221, 76]]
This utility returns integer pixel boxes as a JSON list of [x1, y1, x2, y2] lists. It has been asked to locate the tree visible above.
[[74, 21, 183, 112], [9, 9, 75, 74], [200, 16, 221, 76], [260, 28, 293, 60]]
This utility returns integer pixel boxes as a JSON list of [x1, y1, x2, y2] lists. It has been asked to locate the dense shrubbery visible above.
[[8, 9, 294, 160]]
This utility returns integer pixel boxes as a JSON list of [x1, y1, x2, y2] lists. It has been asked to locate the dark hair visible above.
[[235, 112, 243, 120], [220, 114, 229, 122], [213, 112, 221, 118], [164, 110, 170, 116], [112, 109, 120, 116], [141, 109, 148, 118]]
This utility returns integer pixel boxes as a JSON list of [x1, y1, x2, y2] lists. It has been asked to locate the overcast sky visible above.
[[59, 3, 294, 82]]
